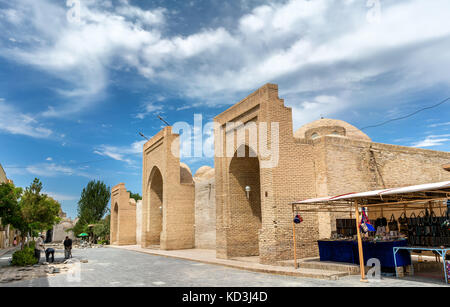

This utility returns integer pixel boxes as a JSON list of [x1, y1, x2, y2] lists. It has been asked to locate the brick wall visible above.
[[194, 171, 216, 249], [113, 83, 450, 265], [136, 200, 142, 245], [110, 183, 137, 245], [215, 84, 319, 264], [318, 136, 450, 223], [214, 83, 450, 264], [141, 127, 195, 250]]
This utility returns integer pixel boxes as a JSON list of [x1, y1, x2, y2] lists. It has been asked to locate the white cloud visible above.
[[429, 122, 450, 128], [115, 2, 166, 26], [94, 140, 146, 164], [290, 95, 347, 129], [2, 0, 450, 123], [136, 99, 165, 119], [26, 163, 91, 178], [0, 98, 53, 138], [43, 191, 78, 201], [0, 0, 164, 117], [412, 135, 450, 148]]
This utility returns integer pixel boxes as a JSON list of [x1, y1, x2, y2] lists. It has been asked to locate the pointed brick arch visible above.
[[141, 127, 195, 250], [112, 202, 119, 244], [214, 84, 319, 264], [228, 145, 262, 257], [147, 166, 163, 245], [110, 183, 136, 245]]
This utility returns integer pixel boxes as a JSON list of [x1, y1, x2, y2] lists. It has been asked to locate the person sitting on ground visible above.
[[35, 235, 45, 263], [63, 236, 73, 259], [45, 248, 55, 263]]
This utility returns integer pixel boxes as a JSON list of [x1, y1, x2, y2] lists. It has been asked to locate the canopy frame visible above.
[[290, 181, 450, 282]]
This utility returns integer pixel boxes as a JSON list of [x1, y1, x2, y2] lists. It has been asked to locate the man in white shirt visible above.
[[34, 235, 45, 263]]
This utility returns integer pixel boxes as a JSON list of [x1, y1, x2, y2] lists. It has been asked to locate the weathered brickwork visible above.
[[141, 127, 195, 250], [0, 164, 6, 183], [215, 83, 450, 264], [136, 200, 142, 246], [194, 166, 216, 249], [110, 183, 137, 245], [215, 84, 319, 264], [112, 83, 450, 265]]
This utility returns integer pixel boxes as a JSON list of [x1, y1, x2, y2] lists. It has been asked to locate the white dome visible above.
[[294, 118, 371, 142], [180, 162, 193, 184], [194, 166, 215, 181]]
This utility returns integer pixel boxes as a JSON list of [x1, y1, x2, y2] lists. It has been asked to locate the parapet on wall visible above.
[[110, 183, 137, 245]]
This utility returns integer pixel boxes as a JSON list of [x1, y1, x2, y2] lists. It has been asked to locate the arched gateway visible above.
[[141, 127, 195, 250], [228, 145, 262, 257], [110, 183, 137, 245], [147, 166, 163, 245]]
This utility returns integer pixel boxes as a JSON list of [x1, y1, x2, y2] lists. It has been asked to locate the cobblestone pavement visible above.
[[0, 247, 447, 287]]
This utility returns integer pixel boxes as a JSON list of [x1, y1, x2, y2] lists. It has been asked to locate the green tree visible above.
[[0, 182, 22, 227], [93, 214, 110, 244], [18, 178, 61, 238], [128, 191, 142, 202], [74, 180, 110, 237]]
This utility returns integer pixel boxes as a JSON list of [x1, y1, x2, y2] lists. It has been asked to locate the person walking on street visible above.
[[35, 235, 45, 263], [64, 236, 73, 259]]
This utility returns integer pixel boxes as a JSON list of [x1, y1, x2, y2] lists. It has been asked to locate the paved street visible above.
[[0, 247, 447, 287]]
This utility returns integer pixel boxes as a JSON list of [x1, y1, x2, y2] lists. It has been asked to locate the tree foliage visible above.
[[0, 179, 61, 244], [74, 180, 110, 236], [18, 178, 61, 237], [93, 214, 110, 243], [128, 191, 142, 202], [0, 182, 22, 226]]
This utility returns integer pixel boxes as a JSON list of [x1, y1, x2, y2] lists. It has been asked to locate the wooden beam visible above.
[[364, 198, 447, 207], [354, 201, 367, 282], [292, 204, 298, 270]]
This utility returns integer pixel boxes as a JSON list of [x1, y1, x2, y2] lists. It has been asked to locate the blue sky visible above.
[[0, 0, 449, 218]]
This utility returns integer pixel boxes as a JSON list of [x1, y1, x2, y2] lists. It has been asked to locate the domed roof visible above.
[[294, 118, 371, 142], [194, 166, 215, 181], [180, 162, 193, 184]]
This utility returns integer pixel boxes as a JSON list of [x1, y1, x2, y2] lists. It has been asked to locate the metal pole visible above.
[[442, 249, 448, 284], [354, 200, 367, 282], [394, 247, 399, 278], [292, 204, 298, 269]]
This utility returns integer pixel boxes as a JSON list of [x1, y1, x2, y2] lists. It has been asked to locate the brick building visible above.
[[0, 164, 6, 183], [0, 164, 20, 249], [141, 127, 195, 250], [111, 83, 450, 264]]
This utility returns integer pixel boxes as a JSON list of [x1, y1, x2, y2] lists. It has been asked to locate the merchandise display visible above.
[[407, 209, 450, 247]]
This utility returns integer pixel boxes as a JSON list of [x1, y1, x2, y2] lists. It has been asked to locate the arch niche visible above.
[[228, 145, 262, 257], [147, 167, 164, 246], [112, 203, 119, 244]]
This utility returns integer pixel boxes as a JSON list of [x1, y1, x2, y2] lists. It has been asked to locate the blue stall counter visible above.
[[318, 239, 411, 268]]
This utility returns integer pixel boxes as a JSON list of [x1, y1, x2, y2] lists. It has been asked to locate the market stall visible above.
[[317, 240, 411, 268], [291, 181, 450, 283]]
